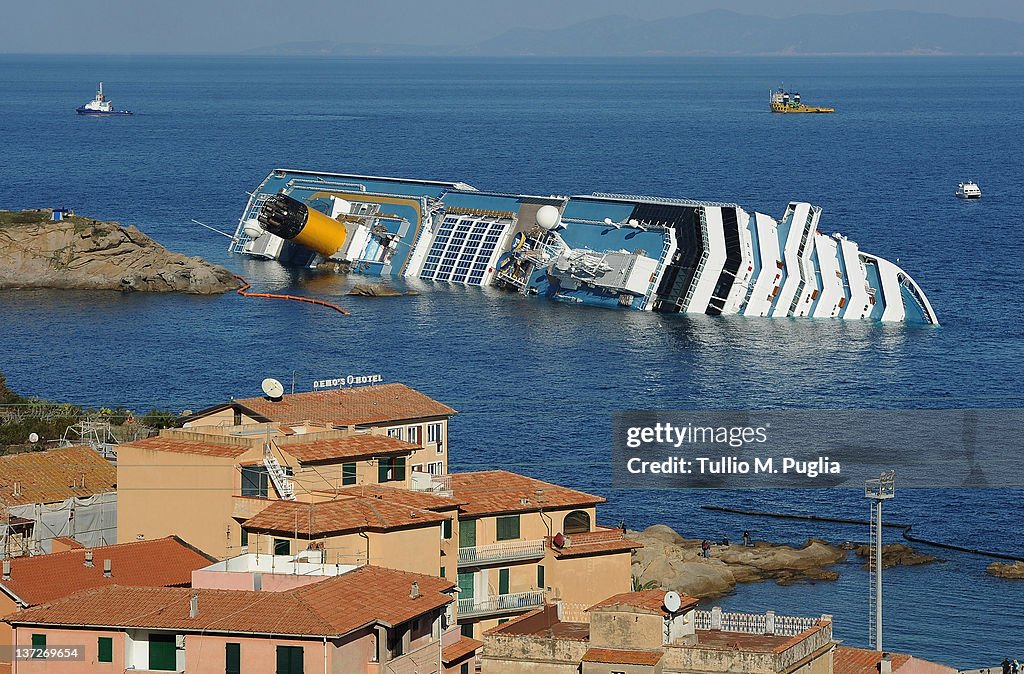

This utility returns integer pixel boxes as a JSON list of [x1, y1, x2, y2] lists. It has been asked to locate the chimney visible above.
[[84, 550, 94, 567], [189, 593, 199, 618], [102, 559, 112, 578], [12, 482, 21, 498], [2, 560, 10, 581], [879, 653, 893, 674], [410, 582, 420, 599]]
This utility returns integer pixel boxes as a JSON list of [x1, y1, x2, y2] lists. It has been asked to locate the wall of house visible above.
[[12, 626, 126, 672], [547, 551, 633, 607], [589, 609, 663, 650], [480, 633, 588, 674], [469, 507, 597, 549], [183, 408, 261, 428], [582, 662, 664, 674], [116, 443, 262, 559], [368, 526, 443, 576], [0, 592, 19, 662]]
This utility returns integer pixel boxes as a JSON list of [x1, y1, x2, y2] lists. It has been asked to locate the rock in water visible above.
[[853, 542, 939, 569], [0, 210, 240, 294], [987, 561, 1024, 579], [347, 283, 412, 297]]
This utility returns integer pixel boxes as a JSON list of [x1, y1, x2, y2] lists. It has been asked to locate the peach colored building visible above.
[[0, 536, 214, 668], [483, 590, 837, 674], [5, 565, 479, 674]]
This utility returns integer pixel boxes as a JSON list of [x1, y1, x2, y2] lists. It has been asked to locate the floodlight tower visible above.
[[865, 470, 895, 651]]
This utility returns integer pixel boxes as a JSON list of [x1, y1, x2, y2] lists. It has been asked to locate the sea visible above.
[[0, 55, 1022, 666]]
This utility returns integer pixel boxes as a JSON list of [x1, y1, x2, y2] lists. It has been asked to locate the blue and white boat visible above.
[[230, 169, 938, 324], [76, 82, 133, 116]]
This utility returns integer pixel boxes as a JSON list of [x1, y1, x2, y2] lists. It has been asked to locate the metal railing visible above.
[[693, 608, 826, 637], [458, 590, 544, 618], [458, 539, 546, 567]]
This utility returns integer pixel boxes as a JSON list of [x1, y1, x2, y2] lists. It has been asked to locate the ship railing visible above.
[[589, 192, 740, 209], [230, 192, 274, 254]]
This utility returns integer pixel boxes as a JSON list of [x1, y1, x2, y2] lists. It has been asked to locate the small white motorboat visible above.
[[956, 181, 982, 199]]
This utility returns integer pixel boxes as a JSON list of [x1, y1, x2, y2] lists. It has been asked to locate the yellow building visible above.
[[448, 471, 641, 639]]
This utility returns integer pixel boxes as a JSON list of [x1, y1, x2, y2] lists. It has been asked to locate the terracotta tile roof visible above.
[[118, 435, 251, 458], [484, 605, 591, 641], [690, 627, 826, 654], [583, 647, 664, 666], [587, 589, 699, 615], [441, 636, 483, 665], [242, 493, 448, 536], [51, 536, 85, 550], [6, 566, 454, 637], [0, 446, 116, 506], [283, 434, 419, 464], [0, 536, 216, 607], [229, 383, 456, 426], [330, 484, 462, 511], [551, 528, 643, 559], [448, 471, 604, 517], [834, 647, 917, 674]]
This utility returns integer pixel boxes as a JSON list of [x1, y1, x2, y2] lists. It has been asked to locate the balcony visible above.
[[458, 590, 544, 618], [231, 496, 271, 520], [457, 539, 546, 568]]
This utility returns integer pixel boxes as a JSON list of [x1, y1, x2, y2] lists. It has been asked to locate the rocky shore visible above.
[[852, 542, 940, 569], [630, 525, 847, 600], [0, 209, 240, 294]]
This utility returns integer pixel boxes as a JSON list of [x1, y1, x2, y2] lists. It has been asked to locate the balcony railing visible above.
[[458, 591, 544, 618], [693, 608, 829, 637], [458, 539, 546, 567]]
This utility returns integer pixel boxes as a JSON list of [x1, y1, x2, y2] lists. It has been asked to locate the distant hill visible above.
[[253, 10, 1024, 57]]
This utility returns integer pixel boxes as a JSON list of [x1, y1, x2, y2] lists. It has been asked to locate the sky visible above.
[[3, 0, 1023, 54]]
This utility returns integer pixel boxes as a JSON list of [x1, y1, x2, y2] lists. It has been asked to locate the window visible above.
[[427, 422, 442, 444], [31, 633, 45, 659], [496, 515, 520, 541], [226, 642, 241, 674], [378, 457, 406, 483], [241, 465, 269, 498], [274, 538, 290, 556], [442, 518, 453, 540], [459, 519, 476, 548], [387, 427, 403, 440], [537, 564, 545, 589], [497, 618, 509, 625], [440, 566, 446, 578], [148, 633, 177, 671], [342, 462, 356, 486], [460, 623, 474, 638], [563, 510, 591, 534], [98, 636, 113, 663], [407, 425, 421, 445], [461, 663, 470, 674], [498, 568, 510, 595], [275, 645, 304, 674], [240, 527, 249, 547], [457, 572, 475, 601]]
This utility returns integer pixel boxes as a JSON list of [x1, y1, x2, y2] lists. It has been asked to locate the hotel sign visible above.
[[312, 374, 384, 390]]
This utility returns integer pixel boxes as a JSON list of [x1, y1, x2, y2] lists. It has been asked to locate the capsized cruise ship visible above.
[[230, 169, 938, 324]]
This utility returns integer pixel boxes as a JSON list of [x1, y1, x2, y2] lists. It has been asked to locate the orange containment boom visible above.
[[233, 275, 350, 315]]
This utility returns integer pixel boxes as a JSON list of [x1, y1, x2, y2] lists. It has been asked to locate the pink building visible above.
[[5, 565, 479, 674]]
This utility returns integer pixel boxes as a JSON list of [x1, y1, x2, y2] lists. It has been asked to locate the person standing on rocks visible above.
[[743, 530, 752, 547], [701, 539, 711, 558]]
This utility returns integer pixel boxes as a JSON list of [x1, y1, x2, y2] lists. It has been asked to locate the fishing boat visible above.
[[76, 82, 133, 116], [228, 169, 937, 324], [770, 87, 834, 113], [955, 181, 981, 199]]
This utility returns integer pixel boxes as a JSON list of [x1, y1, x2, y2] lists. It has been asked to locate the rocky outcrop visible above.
[[853, 543, 939, 569], [346, 283, 417, 297], [630, 525, 847, 600], [987, 561, 1024, 579], [0, 210, 240, 294]]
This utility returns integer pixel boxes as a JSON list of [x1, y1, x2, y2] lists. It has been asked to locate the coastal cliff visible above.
[[0, 209, 240, 294]]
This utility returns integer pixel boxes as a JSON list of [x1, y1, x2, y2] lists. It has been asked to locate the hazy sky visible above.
[[4, 0, 1023, 54]]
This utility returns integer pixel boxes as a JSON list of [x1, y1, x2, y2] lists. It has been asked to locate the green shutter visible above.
[[226, 642, 241, 674], [342, 463, 356, 485], [98, 636, 113, 663], [457, 571, 475, 600], [31, 633, 45, 658], [496, 515, 520, 541], [276, 645, 304, 674], [537, 564, 545, 589], [498, 568, 510, 595], [442, 518, 452, 539], [148, 633, 177, 671], [394, 457, 406, 481], [459, 519, 476, 548], [378, 459, 389, 483], [240, 527, 248, 547]]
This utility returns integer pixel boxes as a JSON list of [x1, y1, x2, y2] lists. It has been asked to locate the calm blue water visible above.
[[1, 56, 1022, 666]]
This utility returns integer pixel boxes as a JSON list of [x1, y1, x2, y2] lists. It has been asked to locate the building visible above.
[[482, 591, 836, 674], [5, 564, 479, 674], [183, 383, 456, 476], [0, 445, 117, 557], [833, 646, 956, 674], [449, 471, 641, 639], [0, 536, 214, 669]]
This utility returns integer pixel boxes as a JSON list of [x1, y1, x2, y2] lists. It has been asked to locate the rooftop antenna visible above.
[[865, 470, 895, 651]]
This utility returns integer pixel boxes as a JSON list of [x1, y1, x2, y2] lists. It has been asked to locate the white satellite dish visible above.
[[28, 433, 39, 444], [536, 205, 561, 231], [261, 378, 285, 400], [243, 219, 265, 239], [663, 590, 682, 613]]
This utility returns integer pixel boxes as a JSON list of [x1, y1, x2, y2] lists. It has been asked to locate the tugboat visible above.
[[76, 82, 133, 116], [956, 181, 982, 199], [770, 86, 834, 113]]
